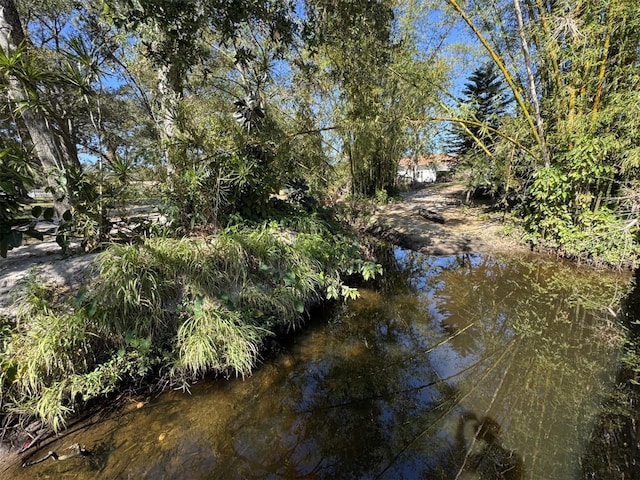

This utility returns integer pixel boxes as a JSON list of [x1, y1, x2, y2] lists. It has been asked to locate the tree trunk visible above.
[[153, 18, 184, 177], [0, 0, 74, 218], [156, 62, 179, 175], [513, 0, 550, 166]]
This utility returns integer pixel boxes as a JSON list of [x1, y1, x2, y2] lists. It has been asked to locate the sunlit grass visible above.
[[175, 298, 266, 379], [0, 221, 381, 430]]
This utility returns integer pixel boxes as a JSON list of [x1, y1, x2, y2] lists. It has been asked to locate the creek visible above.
[[6, 249, 636, 479]]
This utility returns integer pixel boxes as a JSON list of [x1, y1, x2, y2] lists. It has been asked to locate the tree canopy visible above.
[[449, 61, 512, 157], [2, 0, 640, 444], [0, 0, 639, 266]]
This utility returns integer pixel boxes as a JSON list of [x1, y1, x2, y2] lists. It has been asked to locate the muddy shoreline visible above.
[[364, 182, 529, 257]]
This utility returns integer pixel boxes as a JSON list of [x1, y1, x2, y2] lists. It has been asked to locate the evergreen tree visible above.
[[449, 62, 512, 156]]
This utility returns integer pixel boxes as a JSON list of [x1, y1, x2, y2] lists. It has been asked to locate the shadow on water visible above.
[[581, 268, 640, 479], [6, 249, 633, 479]]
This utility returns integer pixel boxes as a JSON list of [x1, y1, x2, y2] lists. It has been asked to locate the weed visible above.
[[0, 221, 382, 431]]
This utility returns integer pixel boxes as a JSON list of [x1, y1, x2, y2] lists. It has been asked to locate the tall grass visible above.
[[2, 279, 98, 430], [175, 298, 266, 379], [0, 220, 381, 431]]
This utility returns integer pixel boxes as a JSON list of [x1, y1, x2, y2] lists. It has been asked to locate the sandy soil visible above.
[[366, 182, 529, 256], [0, 242, 97, 318]]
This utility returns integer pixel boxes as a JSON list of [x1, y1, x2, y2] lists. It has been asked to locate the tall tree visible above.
[[449, 61, 512, 156], [102, 0, 295, 175], [306, 0, 399, 197], [303, 0, 447, 197], [0, 0, 80, 219]]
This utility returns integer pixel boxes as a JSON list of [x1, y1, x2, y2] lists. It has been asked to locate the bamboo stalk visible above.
[[503, 134, 518, 212], [444, 0, 545, 164], [513, 0, 550, 167], [568, 86, 576, 128], [591, 0, 615, 127], [431, 116, 538, 159], [532, 0, 560, 97]]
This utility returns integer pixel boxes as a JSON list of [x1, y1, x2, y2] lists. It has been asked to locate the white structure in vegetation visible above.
[[397, 154, 457, 184]]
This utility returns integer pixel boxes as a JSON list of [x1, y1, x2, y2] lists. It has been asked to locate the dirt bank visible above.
[[0, 242, 97, 319], [365, 182, 529, 256]]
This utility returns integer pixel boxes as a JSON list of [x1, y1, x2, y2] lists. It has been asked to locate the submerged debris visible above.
[[22, 443, 89, 467]]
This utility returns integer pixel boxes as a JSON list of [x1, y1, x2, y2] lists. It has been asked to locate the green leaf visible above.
[[284, 271, 296, 286], [0, 228, 23, 256], [74, 288, 87, 307], [258, 262, 271, 272], [326, 284, 339, 300], [361, 262, 383, 281], [139, 337, 151, 352], [294, 299, 305, 313], [2, 363, 17, 383], [84, 298, 98, 318], [341, 285, 360, 300], [193, 295, 204, 315]]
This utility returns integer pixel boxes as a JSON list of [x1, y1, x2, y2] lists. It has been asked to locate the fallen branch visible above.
[[417, 207, 445, 224]]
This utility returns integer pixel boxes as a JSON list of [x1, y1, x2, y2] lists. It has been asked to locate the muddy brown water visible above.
[[4, 250, 633, 479]]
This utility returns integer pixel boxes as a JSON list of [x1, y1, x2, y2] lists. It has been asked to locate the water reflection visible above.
[[581, 268, 640, 478], [9, 251, 631, 479]]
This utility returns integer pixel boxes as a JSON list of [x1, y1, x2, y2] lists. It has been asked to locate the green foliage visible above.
[[0, 221, 381, 429], [524, 202, 640, 267], [449, 62, 513, 157], [1, 277, 94, 430], [302, 0, 447, 198], [450, 62, 517, 198], [523, 129, 639, 266], [160, 91, 294, 230], [446, 0, 640, 265], [374, 188, 389, 205], [175, 298, 265, 378], [164, 147, 278, 229]]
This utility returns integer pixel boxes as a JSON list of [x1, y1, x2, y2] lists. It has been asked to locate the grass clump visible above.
[[176, 298, 265, 378], [0, 220, 381, 431]]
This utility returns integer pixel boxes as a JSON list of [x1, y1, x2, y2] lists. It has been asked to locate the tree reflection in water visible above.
[[7, 250, 631, 480], [215, 251, 628, 479], [581, 268, 640, 478]]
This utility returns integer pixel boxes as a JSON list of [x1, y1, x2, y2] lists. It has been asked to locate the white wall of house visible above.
[[397, 164, 437, 184], [397, 155, 456, 185]]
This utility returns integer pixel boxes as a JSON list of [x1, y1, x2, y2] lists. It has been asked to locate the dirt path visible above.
[[0, 242, 97, 318], [366, 182, 529, 256]]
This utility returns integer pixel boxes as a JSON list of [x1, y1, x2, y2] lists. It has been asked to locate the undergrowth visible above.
[[0, 219, 381, 431]]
